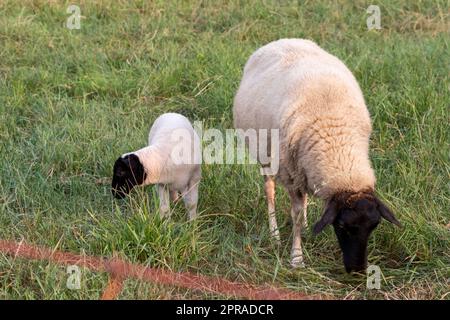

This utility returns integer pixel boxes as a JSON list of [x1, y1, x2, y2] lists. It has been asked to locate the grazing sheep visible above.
[[233, 39, 401, 272], [112, 113, 201, 220]]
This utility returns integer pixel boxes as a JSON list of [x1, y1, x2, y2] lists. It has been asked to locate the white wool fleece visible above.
[[233, 38, 376, 199]]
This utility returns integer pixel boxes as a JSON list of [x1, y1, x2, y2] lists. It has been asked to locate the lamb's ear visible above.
[[375, 198, 402, 227], [126, 154, 146, 185], [113, 157, 128, 177], [313, 199, 339, 235]]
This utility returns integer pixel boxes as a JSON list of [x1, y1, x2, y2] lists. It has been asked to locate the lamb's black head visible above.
[[313, 191, 401, 273], [111, 154, 146, 199]]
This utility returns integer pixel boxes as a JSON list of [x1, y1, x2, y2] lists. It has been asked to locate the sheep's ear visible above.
[[113, 157, 130, 178], [375, 198, 402, 227], [125, 154, 146, 185], [313, 199, 339, 235]]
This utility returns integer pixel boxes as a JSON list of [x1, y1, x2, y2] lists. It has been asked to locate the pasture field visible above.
[[0, 0, 449, 299]]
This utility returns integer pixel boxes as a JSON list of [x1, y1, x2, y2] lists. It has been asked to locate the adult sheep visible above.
[[233, 39, 401, 272]]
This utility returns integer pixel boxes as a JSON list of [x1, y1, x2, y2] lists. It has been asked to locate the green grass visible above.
[[0, 0, 449, 299]]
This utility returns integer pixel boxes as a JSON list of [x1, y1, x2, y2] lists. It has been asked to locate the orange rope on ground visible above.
[[0, 239, 327, 300], [101, 275, 125, 300]]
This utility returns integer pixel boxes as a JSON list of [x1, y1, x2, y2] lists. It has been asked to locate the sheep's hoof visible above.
[[159, 209, 170, 219], [270, 230, 281, 245], [290, 256, 305, 268], [270, 237, 281, 246]]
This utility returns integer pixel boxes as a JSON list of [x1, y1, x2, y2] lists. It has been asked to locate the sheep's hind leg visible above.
[[264, 175, 280, 244], [302, 194, 308, 228], [157, 184, 170, 218], [289, 189, 306, 268], [182, 179, 199, 221]]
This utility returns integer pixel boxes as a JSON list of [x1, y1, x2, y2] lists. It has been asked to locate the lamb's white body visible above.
[[233, 39, 375, 267], [127, 113, 201, 220]]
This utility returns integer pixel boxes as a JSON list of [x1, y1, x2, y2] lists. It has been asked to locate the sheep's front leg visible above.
[[157, 184, 170, 218], [182, 180, 199, 221], [289, 189, 307, 268], [264, 175, 280, 243]]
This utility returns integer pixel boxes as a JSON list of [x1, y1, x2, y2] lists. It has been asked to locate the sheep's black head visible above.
[[111, 154, 146, 199], [313, 191, 401, 273]]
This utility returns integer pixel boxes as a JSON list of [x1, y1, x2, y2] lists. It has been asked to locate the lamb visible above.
[[233, 39, 401, 272], [111, 113, 201, 220]]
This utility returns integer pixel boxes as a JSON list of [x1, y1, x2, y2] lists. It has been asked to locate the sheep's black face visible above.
[[332, 200, 380, 273], [313, 191, 401, 273], [111, 154, 146, 199]]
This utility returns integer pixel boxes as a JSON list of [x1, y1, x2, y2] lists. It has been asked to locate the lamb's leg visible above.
[[170, 189, 179, 202], [157, 184, 170, 218], [182, 180, 199, 221], [289, 189, 306, 268], [264, 175, 280, 243]]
